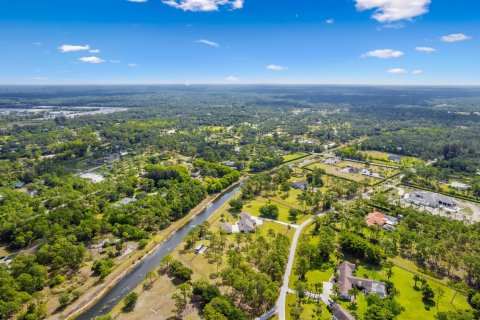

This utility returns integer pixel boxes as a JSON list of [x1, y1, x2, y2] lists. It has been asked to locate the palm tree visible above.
[[267, 228, 276, 243], [386, 268, 394, 280], [348, 287, 360, 302]]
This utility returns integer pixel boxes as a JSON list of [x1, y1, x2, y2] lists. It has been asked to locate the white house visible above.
[[221, 212, 262, 234]]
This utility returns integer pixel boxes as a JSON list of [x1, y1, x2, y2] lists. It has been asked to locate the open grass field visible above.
[[361, 150, 425, 167], [305, 158, 401, 185], [349, 264, 472, 320], [305, 162, 370, 184], [282, 152, 309, 162], [286, 293, 331, 320], [244, 193, 311, 224], [0, 245, 9, 257]]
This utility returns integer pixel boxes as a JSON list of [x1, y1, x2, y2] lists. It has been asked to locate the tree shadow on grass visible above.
[[422, 298, 436, 310]]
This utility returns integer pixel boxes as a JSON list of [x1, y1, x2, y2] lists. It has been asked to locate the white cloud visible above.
[[109, 60, 121, 63], [163, 0, 243, 11], [32, 42, 42, 46], [355, 0, 431, 22], [196, 39, 220, 47], [415, 46, 436, 53], [89, 49, 100, 53], [128, 63, 138, 67], [387, 68, 407, 74], [231, 0, 243, 9], [361, 49, 404, 59], [412, 69, 423, 74], [127, 0, 148, 2], [326, 19, 335, 24], [59, 44, 90, 53], [225, 76, 239, 81], [78, 56, 105, 64], [266, 64, 287, 71], [441, 33, 472, 43]]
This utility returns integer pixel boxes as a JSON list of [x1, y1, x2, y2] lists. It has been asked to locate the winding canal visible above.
[[77, 185, 240, 319]]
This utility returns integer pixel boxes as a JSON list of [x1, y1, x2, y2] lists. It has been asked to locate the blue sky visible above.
[[0, 0, 479, 85]]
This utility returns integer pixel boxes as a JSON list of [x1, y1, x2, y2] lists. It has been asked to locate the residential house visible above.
[[407, 191, 456, 208], [324, 157, 340, 166], [221, 160, 237, 168], [324, 142, 337, 150], [190, 171, 201, 178], [336, 261, 387, 301], [331, 303, 355, 320], [14, 181, 25, 189], [450, 181, 469, 191], [365, 212, 399, 230], [221, 212, 262, 234], [114, 197, 136, 207], [290, 180, 308, 190], [388, 154, 403, 163]]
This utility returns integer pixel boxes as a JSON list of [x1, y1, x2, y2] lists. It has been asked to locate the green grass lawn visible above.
[[283, 152, 309, 162], [305, 161, 378, 185], [350, 264, 472, 320], [286, 293, 331, 320], [244, 195, 310, 224], [286, 220, 471, 320]]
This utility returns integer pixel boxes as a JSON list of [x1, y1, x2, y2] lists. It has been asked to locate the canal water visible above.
[[77, 185, 240, 319]]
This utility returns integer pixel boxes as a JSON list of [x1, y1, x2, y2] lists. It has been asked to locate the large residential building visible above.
[[331, 303, 355, 320], [336, 261, 387, 301], [221, 212, 262, 234], [388, 154, 403, 163], [290, 180, 308, 190], [407, 191, 456, 208], [365, 212, 399, 230]]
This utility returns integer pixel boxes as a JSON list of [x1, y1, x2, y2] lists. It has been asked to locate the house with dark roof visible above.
[[290, 180, 308, 190], [336, 261, 387, 301], [114, 197, 136, 207], [331, 303, 355, 320], [388, 154, 403, 163], [407, 191, 456, 208]]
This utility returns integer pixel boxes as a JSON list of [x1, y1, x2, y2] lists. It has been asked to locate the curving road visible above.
[[277, 211, 327, 320], [275, 196, 362, 320]]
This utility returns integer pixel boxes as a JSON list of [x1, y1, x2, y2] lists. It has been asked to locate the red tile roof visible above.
[[365, 212, 386, 226]]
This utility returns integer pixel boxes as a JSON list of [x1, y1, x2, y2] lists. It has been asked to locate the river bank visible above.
[[64, 182, 241, 320]]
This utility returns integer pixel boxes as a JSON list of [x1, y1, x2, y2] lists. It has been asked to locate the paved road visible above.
[[276, 197, 361, 320], [277, 210, 327, 320], [258, 217, 299, 229]]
